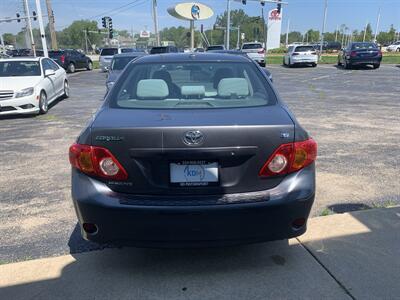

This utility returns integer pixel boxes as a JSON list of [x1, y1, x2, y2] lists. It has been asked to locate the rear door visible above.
[[90, 106, 294, 195]]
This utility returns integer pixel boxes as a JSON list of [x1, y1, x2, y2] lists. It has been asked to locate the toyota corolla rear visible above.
[[70, 54, 317, 247]]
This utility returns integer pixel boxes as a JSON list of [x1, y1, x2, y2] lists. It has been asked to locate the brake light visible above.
[[292, 52, 299, 56], [69, 143, 128, 180], [259, 138, 317, 177], [258, 48, 265, 54], [60, 55, 65, 64], [350, 51, 357, 57], [378, 50, 382, 56]]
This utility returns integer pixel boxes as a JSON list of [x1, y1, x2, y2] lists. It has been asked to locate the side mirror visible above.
[[44, 69, 55, 77]]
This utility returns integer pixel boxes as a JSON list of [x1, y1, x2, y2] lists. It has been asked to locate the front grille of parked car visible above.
[[0, 90, 14, 101]]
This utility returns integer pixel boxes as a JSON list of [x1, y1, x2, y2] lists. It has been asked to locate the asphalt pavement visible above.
[[0, 64, 399, 263]]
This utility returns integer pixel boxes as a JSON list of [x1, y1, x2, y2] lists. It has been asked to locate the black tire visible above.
[[312, 63, 317, 67], [337, 59, 342, 66], [67, 62, 75, 73], [396, 48, 400, 52], [39, 91, 48, 114], [259, 62, 266, 68], [86, 61, 93, 71], [282, 57, 286, 66], [343, 60, 351, 69], [373, 63, 380, 69], [63, 80, 70, 99]]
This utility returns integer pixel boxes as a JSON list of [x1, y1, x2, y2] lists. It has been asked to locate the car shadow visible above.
[[334, 64, 377, 71]]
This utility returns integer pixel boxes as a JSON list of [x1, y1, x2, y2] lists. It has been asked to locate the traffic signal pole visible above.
[[226, 0, 231, 49], [23, 0, 36, 56], [45, 0, 58, 49], [35, 0, 48, 57]]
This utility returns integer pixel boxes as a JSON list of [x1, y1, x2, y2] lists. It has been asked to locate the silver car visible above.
[[241, 42, 266, 67], [99, 48, 119, 72], [283, 45, 318, 67]]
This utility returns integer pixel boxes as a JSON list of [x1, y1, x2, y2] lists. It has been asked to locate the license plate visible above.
[[170, 161, 218, 186]]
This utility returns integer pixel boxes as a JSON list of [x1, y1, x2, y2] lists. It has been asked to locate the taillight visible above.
[[292, 52, 299, 56], [259, 138, 317, 177], [350, 51, 357, 57], [378, 50, 382, 56], [69, 143, 128, 180], [258, 48, 265, 54], [60, 55, 65, 64]]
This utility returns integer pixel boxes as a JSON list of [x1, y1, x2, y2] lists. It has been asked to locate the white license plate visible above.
[[170, 161, 218, 186]]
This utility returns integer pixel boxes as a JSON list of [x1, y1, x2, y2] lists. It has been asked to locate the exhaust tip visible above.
[[82, 223, 98, 234]]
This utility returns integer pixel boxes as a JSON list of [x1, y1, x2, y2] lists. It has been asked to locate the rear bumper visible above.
[[348, 57, 382, 65], [291, 56, 318, 64], [71, 164, 315, 247], [246, 53, 265, 64]]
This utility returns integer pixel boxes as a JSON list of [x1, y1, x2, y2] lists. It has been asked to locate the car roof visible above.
[[113, 52, 146, 58], [0, 57, 41, 62], [134, 53, 252, 64]]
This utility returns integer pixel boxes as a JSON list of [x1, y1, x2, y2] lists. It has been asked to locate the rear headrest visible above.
[[218, 78, 249, 98], [181, 86, 205, 98], [136, 79, 169, 99]]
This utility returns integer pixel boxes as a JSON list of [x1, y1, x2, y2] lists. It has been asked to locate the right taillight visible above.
[[60, 55, 65, 64], [350, 51, 357, 57], [69, 143, 128, 181], [259, 138, 317, 177]]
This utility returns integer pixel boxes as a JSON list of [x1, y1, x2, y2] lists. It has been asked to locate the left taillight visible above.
[[258, 48, 265, 54], [69, 143, 128, 181], [259, 138, 317, 177]]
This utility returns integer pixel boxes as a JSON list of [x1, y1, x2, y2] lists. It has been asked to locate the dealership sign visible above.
[[140, 30, 150, 38], [167, 2, 214, 21], [266, 9, 282, 50]]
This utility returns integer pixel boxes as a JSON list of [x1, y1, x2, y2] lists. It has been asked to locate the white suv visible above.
[[386, 41, 400, 52], [283, 45, 318, 67], [241, 42, 266, 67]]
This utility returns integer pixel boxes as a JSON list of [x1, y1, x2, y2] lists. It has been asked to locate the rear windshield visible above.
[[351, 43, 378, 50], [242, 43, 263, 50], [207, 46, 224, 51], [48, 51, 63, 57], [109, 62, 275, 109], [150, 47, 167, 54], [111, 56, 139, 70], [294, 46, 315, 52], [0, 61, 41, 77], [100, 48, 118, 56], [121, 48, 135, 53]]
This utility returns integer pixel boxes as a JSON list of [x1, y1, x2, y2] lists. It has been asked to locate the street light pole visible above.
[[35, 0, 48, 57], [226, 0, 231, 50], [319, 0, 328, 60], [152, 0, 160, 46]]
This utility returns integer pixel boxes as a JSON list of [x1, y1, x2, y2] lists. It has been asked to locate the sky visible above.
[[1, 0, 399, 35]]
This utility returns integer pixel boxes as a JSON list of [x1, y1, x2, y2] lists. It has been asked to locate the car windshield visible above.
[[0, 61, 41, 77], [150, 47, 167, 54], [111, 57, 139, 71], [352, 43, 378, 50], [295, 46, 315, 52], [101, 48, 118, 56], [110, 61, 275, 110], [242, 43, 262, 49]]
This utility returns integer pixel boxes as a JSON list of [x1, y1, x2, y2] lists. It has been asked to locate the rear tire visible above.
[[67, 63, 75, 73], [39, 91, 48, 114], [311, 63, 317, 67], [86, 61, 93, 71], [283, 57, 286, 66], [259, 62, 266, 68], [63, 80, 70, 99], [343, 60, 351, 69], [373, 63, 380, 69]]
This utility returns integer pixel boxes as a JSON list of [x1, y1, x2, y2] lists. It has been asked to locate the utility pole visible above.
[[35, 0, 48, 57], [262, 7, 267, 49], [237, 25, 240, 49], [335, 24, 338, 42], [374, 7, 381, 42], [23, 0, 36, 56], [45, 0, 57, 49], [319, 0, 328, 60], [226, 0, 231, 50], [152, 0, 160, 46], [285, 18, 290, 47], [363, 21, 368, 42], [84, 29, 88, 53]]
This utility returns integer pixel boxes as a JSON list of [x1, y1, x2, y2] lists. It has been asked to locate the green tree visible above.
[[57, 20, 102, 49], [2, 33, 15, 45]]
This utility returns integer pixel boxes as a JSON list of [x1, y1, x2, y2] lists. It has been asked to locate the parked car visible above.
[[283, 45, 318, 67], [106, 52, 146, 91], [149, 46, 179, 54], [49, 49, 93, 73], [240, 42, 266, 67], [99, 48, 119, 72], [338, 42, 382, 69], [0, 57, 68, 115], [9, 48, 44, 57], [386, 41, 400, 52], [206, 45, 225, 51], [69, 53, 317, 247]]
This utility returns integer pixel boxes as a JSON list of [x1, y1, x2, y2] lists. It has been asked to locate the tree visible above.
[[2, 33, 15, 45], [57, 20, 102, 49]]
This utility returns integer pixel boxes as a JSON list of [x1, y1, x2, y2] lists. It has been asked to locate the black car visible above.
[[150, 46, 178, 54], [338, 42, 382, 69], [49, 49, 93, 73], [9, 48, 44, 57], [69, 53, 317, 247]]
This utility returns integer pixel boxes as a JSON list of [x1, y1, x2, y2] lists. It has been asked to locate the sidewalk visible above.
[[1, 207, 399, 300]]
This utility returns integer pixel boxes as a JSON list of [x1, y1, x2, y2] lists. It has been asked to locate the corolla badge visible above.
[[183, 130, 204, 146], [191, 4, 200, 19]]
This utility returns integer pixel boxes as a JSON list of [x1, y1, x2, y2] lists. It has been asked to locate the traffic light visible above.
[[101, 17, 107, 28], [16, 13, 21, 23], [277, 0, 282, 13], [108, 18, 113, 39], [260, 0, 265, 6], [242, 0, 247, 4], [32, 11, 37, 21]]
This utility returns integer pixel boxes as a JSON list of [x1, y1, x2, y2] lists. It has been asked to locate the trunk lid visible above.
[[90, 106, 294, 195]]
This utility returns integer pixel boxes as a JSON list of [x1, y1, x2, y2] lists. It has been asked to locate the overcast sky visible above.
[[1, 0, 399, 35]]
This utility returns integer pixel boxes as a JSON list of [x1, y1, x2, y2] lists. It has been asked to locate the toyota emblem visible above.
[[183, 130, 204, 146]]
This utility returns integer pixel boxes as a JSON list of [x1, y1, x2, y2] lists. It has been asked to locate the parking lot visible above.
[[1, 64, 399, 263]]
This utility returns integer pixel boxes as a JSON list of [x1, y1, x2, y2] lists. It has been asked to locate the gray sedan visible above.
[[69, 53, 317, 247]]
